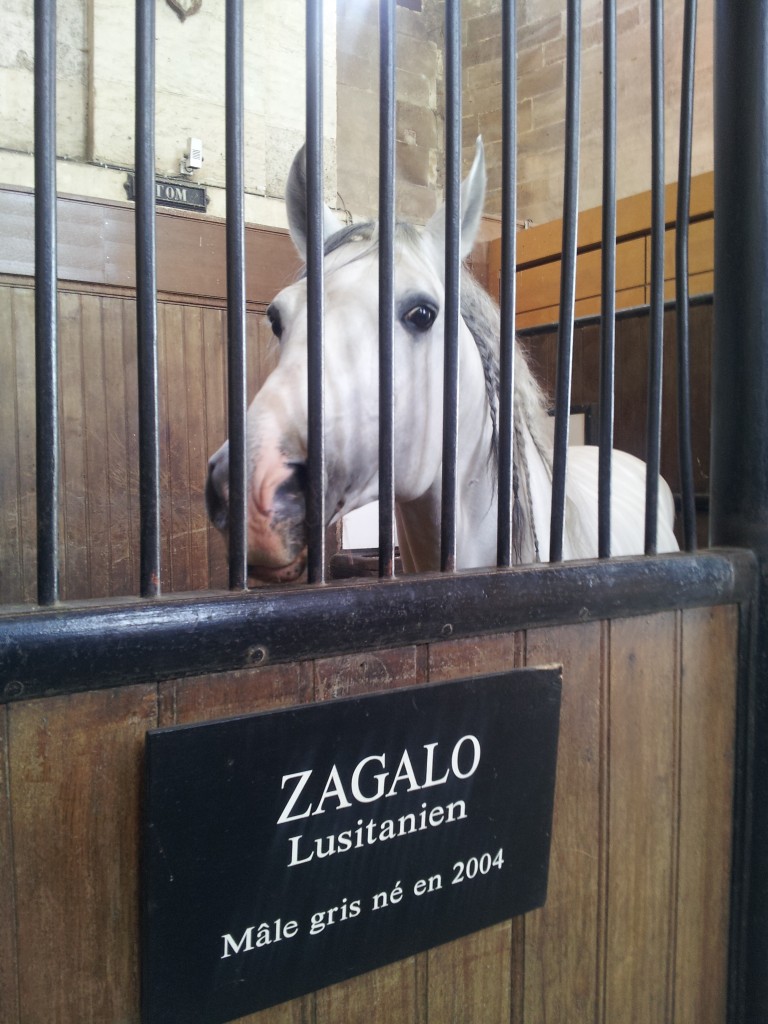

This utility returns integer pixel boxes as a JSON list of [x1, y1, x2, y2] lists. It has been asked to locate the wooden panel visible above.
[[202, 305, 230, 590], [102, 296, 139, 596], [605, 612, 680, 1022], [0, 707, 20, 1024], [0, 282, 280, 604], [516, 237, 646, 314], [522, 621, 605, 1022], [313, 645, 429, 1024], [514, 172, 714, 267], [160, 664, 312, 1024], [674, 605, 737, 1024], [515, 285, 647, 329], [660, 219, 715, 282], [0, 188, 301, 305], [9, 686, 158, 1023], [426, 924, 513, 1023], [426, 633, 524, 1024], [164, 662, 310, 728], [0, 606, 741, 1022], [59, 291, 90, 599]]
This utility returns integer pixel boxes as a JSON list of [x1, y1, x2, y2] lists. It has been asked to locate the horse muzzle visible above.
[[205, 445, 309, 582]]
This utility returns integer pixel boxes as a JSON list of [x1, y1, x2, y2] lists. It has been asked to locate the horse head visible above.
[[206, 139, 490, 582]]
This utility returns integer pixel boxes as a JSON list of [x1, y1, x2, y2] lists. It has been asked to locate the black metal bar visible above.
[[644, 0, 665, 554], [135, 0, 161, 598], [549, 0, 582, 562], [712, 4, 768, 1019], [306, 0, 326, 584], [675, 0, 698, 552], [34, 0, 59, 606], [440, 0, 462, 574], [225, 0, 248, 590], [378, 0, 396, 579], [0, 550, 756, 704], [497, 0, 517, 567], [598, 0, 617, 559]]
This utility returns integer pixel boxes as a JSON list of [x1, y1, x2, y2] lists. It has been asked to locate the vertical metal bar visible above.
[[135, 0, 161, 597], [378, 0, 396, 579], [440, 0, 461, 574], [675, 0, 698, 552], [225, 0, 248, 590], [644, 0, 665, 554], [497, 0, 517, 568], [549, 0, 582, 563], [306, 0, 326, 584], [712, 4, 768, 1019], [34, 0, 59, 605], [598, 0, 617, 559]]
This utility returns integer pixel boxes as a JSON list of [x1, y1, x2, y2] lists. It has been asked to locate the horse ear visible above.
[[424, 136, 486, 269], [285, 145, 345, 260]]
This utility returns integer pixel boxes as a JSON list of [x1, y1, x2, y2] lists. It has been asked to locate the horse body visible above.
[[206, 140, 677, 581]]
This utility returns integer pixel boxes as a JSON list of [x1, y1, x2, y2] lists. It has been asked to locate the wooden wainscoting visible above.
[[0, 188, 301, 605], [487, 172, 714, 329], [0, 603, 738, 1022]]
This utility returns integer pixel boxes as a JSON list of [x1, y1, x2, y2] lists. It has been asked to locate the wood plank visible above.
[[158, 662, 312, 1024], [522, 621, 605, 1023], [605, 612, 680, 1023], [513, 171, 714, 267], [425, 633, 524, 1024], [163, 301, 194, 592], [201, 305, 229, 589], [167, 662, 309, 727], [13, 287, 38, 604], [660, 218, 714, 282], [316, 961, 423, 1024], [515, 285, 647, 330], [100, 296, 136, 596], [58, 291, 90, 600], [426, 924, 512, 1024], [314, 646, 427, 702], [9, 685, 158, 1023], [120, 297, 141, 596], [0, 286, 22, 604], [0, 706, 20, 1023], [673, 605, 738, 1024], [182, 304, 210, 591], [80, 293, 111, 598], [312, 646, 428, 1024], [0, 188, 301, 304]]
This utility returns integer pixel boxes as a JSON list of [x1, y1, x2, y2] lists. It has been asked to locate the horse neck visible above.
[[395, 393, 498, 573]]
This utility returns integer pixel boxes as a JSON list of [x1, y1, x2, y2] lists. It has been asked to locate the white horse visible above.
[[206, 140, 677, 583]]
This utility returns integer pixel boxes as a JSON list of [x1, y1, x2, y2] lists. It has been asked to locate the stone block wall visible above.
[[462, 0, 714, 227], [336, 0, 444, 224]]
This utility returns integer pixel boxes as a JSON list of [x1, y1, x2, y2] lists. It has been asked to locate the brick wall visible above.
[[463, 0, 714, 228]]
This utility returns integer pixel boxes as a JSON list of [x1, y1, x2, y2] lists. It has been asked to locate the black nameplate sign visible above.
[[141, 668, 561, 1024], [124, 173, 208, 211]]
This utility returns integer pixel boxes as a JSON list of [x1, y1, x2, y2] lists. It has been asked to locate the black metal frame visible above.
[[0, 551, 755, 705], [3, 0, 768, 1018], [712, 5, 768, 1020]]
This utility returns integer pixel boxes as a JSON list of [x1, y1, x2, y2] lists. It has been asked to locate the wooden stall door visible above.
[[0, 602, 738, 1023]]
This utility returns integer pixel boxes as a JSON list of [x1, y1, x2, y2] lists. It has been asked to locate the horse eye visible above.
[[402, 303, 437, 333], [266, 304, 283, 340]]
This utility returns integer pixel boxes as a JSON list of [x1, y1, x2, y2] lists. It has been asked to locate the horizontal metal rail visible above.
[[0, 550, 756, 704]]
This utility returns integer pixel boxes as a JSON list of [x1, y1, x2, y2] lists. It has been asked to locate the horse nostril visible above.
[[205, 470, 229, 532]]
